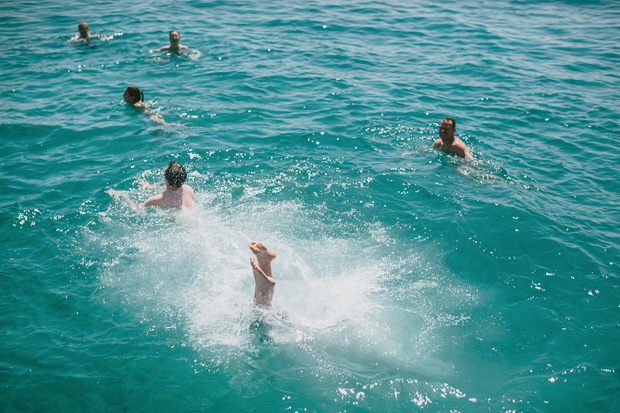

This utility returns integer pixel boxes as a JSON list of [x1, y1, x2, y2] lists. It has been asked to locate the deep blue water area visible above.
[[1, 0, 619, 411]]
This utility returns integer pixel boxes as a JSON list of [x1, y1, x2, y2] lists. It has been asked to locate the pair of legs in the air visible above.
[[249, 242, 277, 307]]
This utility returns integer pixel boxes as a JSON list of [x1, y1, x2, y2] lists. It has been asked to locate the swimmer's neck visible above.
[[165, 183, 182, 192], [441, 136, 455, 146]]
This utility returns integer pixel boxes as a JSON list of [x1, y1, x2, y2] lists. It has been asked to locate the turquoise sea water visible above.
[[2, 0, 619, 411]]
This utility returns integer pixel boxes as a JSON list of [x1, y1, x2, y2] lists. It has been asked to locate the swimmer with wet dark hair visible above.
[[432, 116, 471, 159], [123, 86, 165, 125], [123, 86, 143, 105], [107, 161, 195, 209], [158, 30, 188, 52], [249, 242, 277, 307]]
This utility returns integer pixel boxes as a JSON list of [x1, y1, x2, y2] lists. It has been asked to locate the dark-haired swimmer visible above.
[[123, 86, 166, 125], [249, 242, 277, 307], [158, 30, 188, 52], [123, 86, 144, 106], [107, 161, 195, 209], [432, 116, 471, 159]]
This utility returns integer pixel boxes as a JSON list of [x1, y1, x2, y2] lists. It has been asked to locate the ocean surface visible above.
[[1, 0, 619, 411]]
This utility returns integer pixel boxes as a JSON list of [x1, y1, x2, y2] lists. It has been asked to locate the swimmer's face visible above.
[[439, 119, 455, 140], [169, 31, 180, 43]]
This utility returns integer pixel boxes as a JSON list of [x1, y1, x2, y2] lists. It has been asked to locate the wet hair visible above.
[[164, 161, 187, 189], [124, 86, 143, 104], [78, 22, 89, 31], [442, 116, 456, 129]]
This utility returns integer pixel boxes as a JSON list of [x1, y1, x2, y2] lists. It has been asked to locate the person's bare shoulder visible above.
[[144, 193, 165, 207], [183, 184, 195, 197], [183, 185, 195, 207], [453, 138, 470, 159]]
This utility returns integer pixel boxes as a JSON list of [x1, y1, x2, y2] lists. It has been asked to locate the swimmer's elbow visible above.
[[128, 199, 145, 208]]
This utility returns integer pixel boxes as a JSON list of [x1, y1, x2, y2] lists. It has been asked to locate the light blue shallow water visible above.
[[1, 0, 619, 411]]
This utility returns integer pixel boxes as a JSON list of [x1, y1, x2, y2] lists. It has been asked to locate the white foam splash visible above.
[[89, 191, 476, 380]]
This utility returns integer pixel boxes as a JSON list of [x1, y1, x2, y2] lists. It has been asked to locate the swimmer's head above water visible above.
[[438, 116, 456, 141], [159, 30, 188, 52], [78, 22, 90, 39], [432, 116, 470, 159], [123, 86, 143, 105], [107, 160, 194, 208], [164, 161, 187, 189]]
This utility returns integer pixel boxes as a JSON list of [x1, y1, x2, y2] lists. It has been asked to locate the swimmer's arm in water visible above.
[[106, 189, 143, 208], [143, 194, 166, 208], [107, 189, 168, 208], [463, 149, 472, 161], [449, 137, 473, 160], [148, 112, 166, 125], [453, 142, 472, 160], [186, 185, 196, 204], [133, 102, 166, 125], [137, 180, 165, 191]]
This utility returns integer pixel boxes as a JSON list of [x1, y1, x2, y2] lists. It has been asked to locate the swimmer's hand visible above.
[[106, 188, 129, 201], [137, 180, 165, 191], [136, 180, 152, 189], [106, 189, 142, 208]]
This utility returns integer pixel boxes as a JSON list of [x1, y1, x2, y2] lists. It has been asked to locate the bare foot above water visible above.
[[249, 242, 277, 307]]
